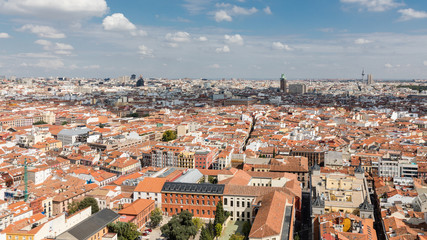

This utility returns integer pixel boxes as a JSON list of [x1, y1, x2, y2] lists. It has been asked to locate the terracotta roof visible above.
[[134, 177, 167, 193], [118, 198, 154, 216]]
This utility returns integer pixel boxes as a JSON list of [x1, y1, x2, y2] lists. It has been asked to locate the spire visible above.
[[359, 196, 373, 210]]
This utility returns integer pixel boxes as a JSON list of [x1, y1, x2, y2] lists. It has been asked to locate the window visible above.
[[197, 209, 199, 214], [247, 212, 250, 218], [207, 210, 210, 215], [224, 198, 227, 205], [237, 201, 239, 207], [202, 210, 205, 215], [213, 201, 215, 206], [186, 200, 188, 204], [247, 202, 250, 208], [207, 200, 210, 205], [180, 199, 183, 204], [202, 200, 205, 205], [231, 200, 233, 207], [237, 212, 240, 217], [241, 201, 244, 207]]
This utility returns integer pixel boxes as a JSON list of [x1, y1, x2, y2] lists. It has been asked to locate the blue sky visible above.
[[0, 0, 427, 79]]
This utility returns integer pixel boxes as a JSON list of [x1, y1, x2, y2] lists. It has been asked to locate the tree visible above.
[[61, 121, 68, 125], [294, 234, 300, 240], [162, 130, 177, 142], [108, 222, 140, 240], [192, 217, 203, 231], [214, 200, 226, 226], [200, 226, 214, 240], [67, 201, 80, 215], [78, 197, 99, 214], [125, 113, 139, 118], [33, 120, 47, 125], [99, 123, 106, 128], [161, 210, 197, 240], [230, 233, 245, 240], [150, 208, 163, 228], [215, 223, 222, 238], [272, 148, 276, 158], [242, 222, 252, 239]]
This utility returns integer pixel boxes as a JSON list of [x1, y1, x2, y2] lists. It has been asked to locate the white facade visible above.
[[223, 196, 254, 222], [28, 168, 52, 185], [133, 192, 162, 208]]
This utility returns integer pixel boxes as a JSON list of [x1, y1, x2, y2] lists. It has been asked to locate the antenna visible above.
[[361, 69, 365, 81], [24, 158, 28, 202]]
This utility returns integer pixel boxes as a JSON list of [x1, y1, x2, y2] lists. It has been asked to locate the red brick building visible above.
[[195, 150, 216, 169], [118, 199, 155, 230], [161, 182, 224, 219]]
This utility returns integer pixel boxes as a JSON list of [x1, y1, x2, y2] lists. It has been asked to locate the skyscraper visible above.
[[367, 74, 374, 85], [130, 74, 136, 80], [280, 73, 287, 93], [136, 75, 144, 87]]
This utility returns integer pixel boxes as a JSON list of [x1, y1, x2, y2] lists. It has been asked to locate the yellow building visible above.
[[179, 151, 195, 168]]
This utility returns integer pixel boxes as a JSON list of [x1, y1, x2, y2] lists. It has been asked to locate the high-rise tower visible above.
[[367, 74, 373, 85], [280, 73, 287, 93]]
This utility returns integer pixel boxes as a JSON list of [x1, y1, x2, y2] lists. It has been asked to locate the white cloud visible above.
[[424, 61, 427, 66], [340, 0, 403, 12], [384, 63, 393, 68], [0, 32, 10, 38], [31, 59, 65, 69], [225, 34, 244, 45], [231, 6, 257, 15], [103, 13, 136, 31], [19, 24, 65, 38], [354, 38, 372, 44], [0, 0, 108, 19], [83, 65, 100, 69], [182, 0, 211, 14], [165, 31, 191, 43], [209, 63, 220, 68], [264, 6, 272, 15], [215, 45, 230, 53], [398, 8, 427, 21], [272, 42, 292, 51], [138, 45, 153, 58], [215, 10, 232, 22], [35, 39, 73, 55], [198, 36, 208, 41]]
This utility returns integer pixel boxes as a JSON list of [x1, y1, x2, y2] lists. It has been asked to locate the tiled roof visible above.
[[134, 177, 167, 193]]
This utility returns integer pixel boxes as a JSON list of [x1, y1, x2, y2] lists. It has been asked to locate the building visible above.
[[161, 182, 224, 219], [248, 191, 296, 240], [118, 199, 155, 230], [311, 166, 373, 219], [136, 75, 144, 87], [280, 73, 287, 93], [57, 127, 92, 146], [194, 150, 216, 169], [56, 208, 119, 240], [291, 147, 325, 167], [367, 74, 374, 85], [288, 84, 307, 94], [133, 177, 167, 208], [151, 145, 184, 168], [178, 151, 195, 169]]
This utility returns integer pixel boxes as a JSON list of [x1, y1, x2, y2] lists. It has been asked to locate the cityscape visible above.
[[0, 1, 427, 240]]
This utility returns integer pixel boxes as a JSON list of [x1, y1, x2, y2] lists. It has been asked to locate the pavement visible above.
[[140, 216, 172, 240], [220, 220, 245, 240]]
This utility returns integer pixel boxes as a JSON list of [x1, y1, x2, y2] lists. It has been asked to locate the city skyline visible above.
[[0, 0, 427, 79]]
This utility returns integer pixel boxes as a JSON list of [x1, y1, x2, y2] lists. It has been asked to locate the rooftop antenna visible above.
[[24, 158, 28, 202], [361, 69, 365, 82]]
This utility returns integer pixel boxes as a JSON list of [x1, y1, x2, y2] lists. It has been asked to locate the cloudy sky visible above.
[[0, 0, 427, 79]]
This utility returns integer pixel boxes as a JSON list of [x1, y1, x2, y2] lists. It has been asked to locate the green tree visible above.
[[67, 201, 80, 215], [192, 217, 203, 231], [108, 222, 140, 240], [78, 197, 99, 214], [99, 123, 106, 128], [207, 220, 215, 238], [214, 200, 226, 226], [126, 113, 139, 118], [150, 207, 163, 228], [230, 233, 245, 240], [160, 210, 197, 240], [242, 222, 252, 239], [215, 223, 222, 238], [272, 148, 276, 158], [162, 130, 177, 142], [294, 234, 300, 240], [33, 120, 47, 125], [61, 121, 68, 125], [200, 226, 214, 240]]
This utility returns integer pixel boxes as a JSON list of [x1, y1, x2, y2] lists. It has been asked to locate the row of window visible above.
[[164, 207, 215, 216], [164, 194, 219, 200], [164, 198, 216, 206], [224, 198, 251, 208]]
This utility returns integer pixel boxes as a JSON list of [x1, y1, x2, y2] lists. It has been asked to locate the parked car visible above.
[[145, 229, 152, 232]]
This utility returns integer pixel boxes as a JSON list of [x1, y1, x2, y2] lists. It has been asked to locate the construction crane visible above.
[[24, 158, 28, 202]]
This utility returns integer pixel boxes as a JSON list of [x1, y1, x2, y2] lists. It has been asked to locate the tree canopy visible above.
[[161, 210, 197, 240], [108, 222, 140, 240], [68, 197, 99, 215], [150, 207, 163, 228], [162, 130, 177, 142]]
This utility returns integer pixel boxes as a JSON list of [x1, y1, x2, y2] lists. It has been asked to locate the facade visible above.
[[194, 150, 215, 169], [133, 177, 167, 208], [151, 145, 184, 168], [291, 148, 325, 167], [288, 84, 307, 95], [57, 128, 92, 146], [178, 151, 195, 169], [118, 199, 155, 230], [280, 74, 287, 93], [161, 182, 224, 219]]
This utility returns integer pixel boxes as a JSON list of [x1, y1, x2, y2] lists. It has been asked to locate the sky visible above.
[[0, 0, 427, 79]]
